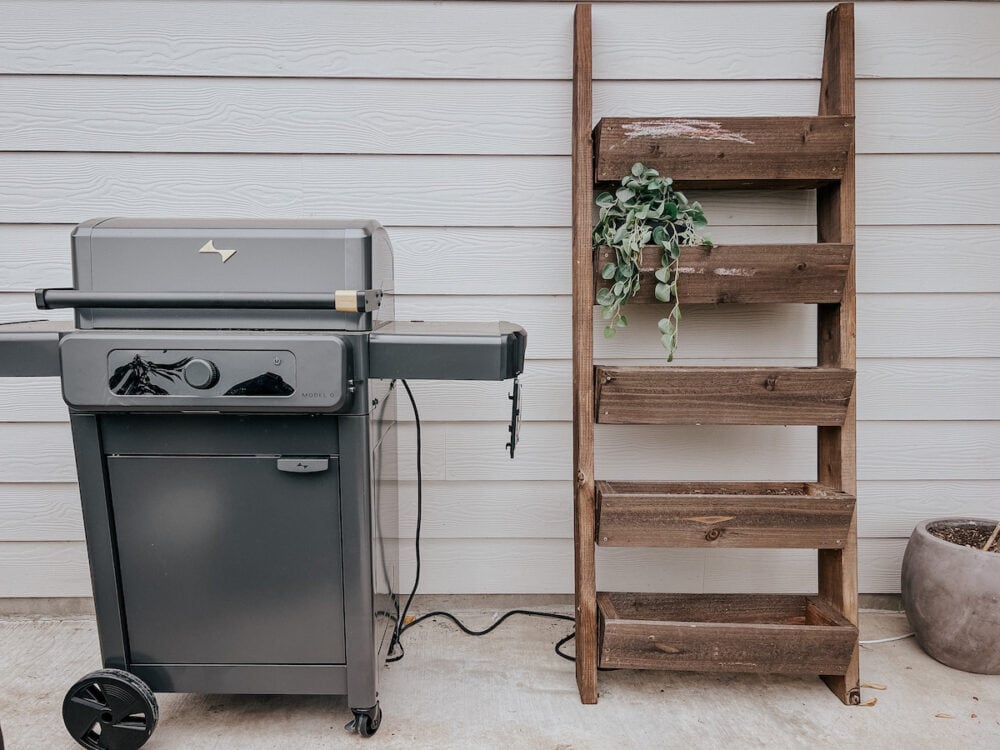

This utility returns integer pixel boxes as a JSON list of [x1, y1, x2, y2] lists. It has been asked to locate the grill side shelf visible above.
[[0, 320, 70, 377], [368, 321, 526, 381]]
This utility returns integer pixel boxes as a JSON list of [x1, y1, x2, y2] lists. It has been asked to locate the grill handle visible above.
[[35, 288, 382, 313]]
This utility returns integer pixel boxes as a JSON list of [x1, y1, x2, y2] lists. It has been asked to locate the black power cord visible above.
[[385, 379, 581, 666], [386, 379, 421, 663]]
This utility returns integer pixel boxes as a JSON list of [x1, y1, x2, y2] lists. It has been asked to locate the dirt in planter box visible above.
[[929, 522, 1000, 553]]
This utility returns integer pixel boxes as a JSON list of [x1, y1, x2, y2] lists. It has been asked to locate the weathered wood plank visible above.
[[599, 592, 842, 625], [594, 366, 855, 426], [571, 3, 598, 706], [594, 116, 853, 187], [816, 2, 860, 707], [597, 592, 857, 673], [596, 481, 855, 548], [594, 244, 851, 305]]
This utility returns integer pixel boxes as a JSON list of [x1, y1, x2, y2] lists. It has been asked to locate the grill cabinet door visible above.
[[108, 456, 345, 665]]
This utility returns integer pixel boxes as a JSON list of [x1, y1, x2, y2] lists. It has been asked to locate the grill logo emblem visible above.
[[198, 240, 237, 263]]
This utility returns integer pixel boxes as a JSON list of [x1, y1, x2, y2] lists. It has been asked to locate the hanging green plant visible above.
[[593, 162, 712, 361]]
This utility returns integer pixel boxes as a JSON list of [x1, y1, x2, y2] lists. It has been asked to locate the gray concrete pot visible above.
[[901, 518, 1000, 674]]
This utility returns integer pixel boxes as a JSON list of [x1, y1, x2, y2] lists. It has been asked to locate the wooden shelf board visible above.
[[594, 366, 855, 426], [598, 592, 858, 674], [595, 480, 855, 548], [594, 115, 853, 188], [593, 244, 851, 305]]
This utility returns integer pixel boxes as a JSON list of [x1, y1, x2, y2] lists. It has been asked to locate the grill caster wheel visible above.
[[345, 702, 382, 738], [62, 669, 158, 750]]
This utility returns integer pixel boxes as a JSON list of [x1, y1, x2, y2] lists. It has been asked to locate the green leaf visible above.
[[593, 164, 705, 363]]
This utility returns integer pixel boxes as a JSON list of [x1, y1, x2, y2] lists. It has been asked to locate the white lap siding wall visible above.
[[0, 1, 997, 597]]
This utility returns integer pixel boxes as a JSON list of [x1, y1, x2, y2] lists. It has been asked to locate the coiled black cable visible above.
[[384, 379, 586, 667]]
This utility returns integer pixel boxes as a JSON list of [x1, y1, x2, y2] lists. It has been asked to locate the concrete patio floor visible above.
[[1, 598, 996, 749]]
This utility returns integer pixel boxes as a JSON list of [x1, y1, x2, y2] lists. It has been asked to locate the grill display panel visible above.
[[107, 349, 296, 396]]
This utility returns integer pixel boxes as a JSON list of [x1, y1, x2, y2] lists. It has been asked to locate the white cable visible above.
[[859, 633, 915, 645]]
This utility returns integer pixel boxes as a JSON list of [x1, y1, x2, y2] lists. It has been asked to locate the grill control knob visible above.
[[183, 358, 219, 390]]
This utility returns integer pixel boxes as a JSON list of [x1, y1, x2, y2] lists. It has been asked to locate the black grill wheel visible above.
[[62, 669, 158, 750]]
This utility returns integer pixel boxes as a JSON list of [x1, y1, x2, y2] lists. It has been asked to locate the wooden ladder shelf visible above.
[[571, 3, 860, 705]]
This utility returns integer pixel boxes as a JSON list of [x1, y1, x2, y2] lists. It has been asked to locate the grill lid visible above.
[[64, 218, 394, 331]]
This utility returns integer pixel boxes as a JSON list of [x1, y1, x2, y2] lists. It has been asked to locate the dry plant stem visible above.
[[981, 521, 1000, 552]]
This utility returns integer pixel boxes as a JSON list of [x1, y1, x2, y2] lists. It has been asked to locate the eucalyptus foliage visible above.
[[593, 162, 712, 361]]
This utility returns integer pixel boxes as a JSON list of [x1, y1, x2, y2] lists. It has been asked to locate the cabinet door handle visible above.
[[276, 458, 329, 473]]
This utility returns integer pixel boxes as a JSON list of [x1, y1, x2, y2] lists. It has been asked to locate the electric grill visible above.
[[0, 218, 525, 747]]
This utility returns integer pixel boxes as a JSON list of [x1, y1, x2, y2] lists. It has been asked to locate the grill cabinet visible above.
[[0, 219, 525, 746]]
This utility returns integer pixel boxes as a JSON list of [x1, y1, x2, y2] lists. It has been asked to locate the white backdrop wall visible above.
[[0, 1, 998, 597]]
